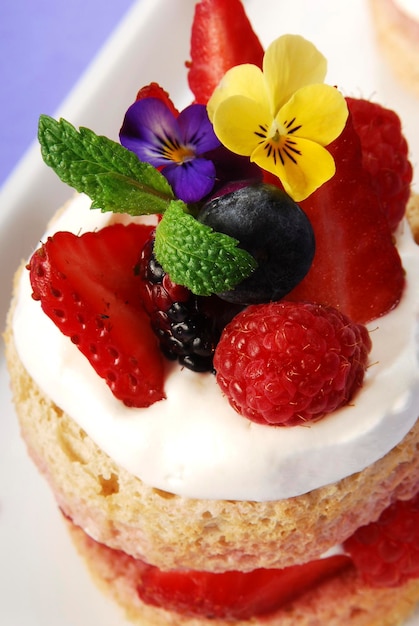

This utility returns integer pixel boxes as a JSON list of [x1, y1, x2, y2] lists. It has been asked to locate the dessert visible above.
[[4, 0, 419, 624], [369, 0, 419, 97]]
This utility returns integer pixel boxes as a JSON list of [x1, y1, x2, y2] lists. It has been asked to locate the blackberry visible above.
[[138, 237, 227, 373]]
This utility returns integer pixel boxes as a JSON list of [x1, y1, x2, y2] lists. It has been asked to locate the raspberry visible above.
[[344, 492, 419, 587], [347, 97, 413, 231], [213, 301, 372, 426], [138, 236, 241, 372]]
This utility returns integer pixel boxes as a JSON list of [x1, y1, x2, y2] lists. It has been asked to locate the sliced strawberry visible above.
[[286, 114, 405, 324], [137, 555, 351, 619], [187, 0, 264, 105], [29, 223, 165, 407], [135, 82, 179, 117]]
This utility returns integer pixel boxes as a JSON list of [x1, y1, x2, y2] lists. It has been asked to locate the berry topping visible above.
[[187, 0, 264, 105], [137, 554, 350, 620], [138, 236, 242, 372], [347, 97, 413, 232], [28, 224, 165, 407], [344, 492, 419, 587], [286, 114, 406, 324], [197, 183, 315, 304], [214, 301, 372, 426], [34, 0, 412, 433]]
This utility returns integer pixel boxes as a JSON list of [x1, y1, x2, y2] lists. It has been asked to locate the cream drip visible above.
[[12, 193, 419, 502]]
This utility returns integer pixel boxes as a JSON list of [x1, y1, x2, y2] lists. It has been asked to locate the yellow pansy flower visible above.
[[207, 34, 348, 201]]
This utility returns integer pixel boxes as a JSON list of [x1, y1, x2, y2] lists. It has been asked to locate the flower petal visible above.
[[177, 104, 220, 154], [252, 137, 336, 201], [211, 95, 272, 157], [120, 98, 180, 167], [206, 146, 263, 191], [264, 35, 327, 115], [279, 84, 348, 146], [207, 64, 267, 122], [163, 158, 217, 203]]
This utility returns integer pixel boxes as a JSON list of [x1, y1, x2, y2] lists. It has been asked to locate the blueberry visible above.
[[197, 183, 315, 304]]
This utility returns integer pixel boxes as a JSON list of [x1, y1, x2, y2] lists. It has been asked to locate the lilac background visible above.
[[0, 0, 137, 187]]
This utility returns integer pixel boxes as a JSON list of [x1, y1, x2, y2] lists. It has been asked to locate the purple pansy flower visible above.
[[120, 98, 221, 203]]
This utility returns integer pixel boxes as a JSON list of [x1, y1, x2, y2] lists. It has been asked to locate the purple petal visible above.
[[163, 158, 216, 203], [120, 98, 180, 167], [177, 104, 220, 155]]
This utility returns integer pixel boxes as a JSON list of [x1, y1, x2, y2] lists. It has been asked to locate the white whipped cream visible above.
[[12, 193, 419, 502]]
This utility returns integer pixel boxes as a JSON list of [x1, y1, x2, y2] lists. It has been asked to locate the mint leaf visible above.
[[154, 201, 257, 296], [38, 115, 174, 215]]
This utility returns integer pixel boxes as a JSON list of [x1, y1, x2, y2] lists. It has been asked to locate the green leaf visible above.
[[154, 201, 257, 296], [38, 115, 174, 215]]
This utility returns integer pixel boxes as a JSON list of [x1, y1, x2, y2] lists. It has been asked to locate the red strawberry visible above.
[[347, 97, 413, 231], [135, 82, 179, 117], [213, 301, 371, 426], [29, 223, 165, 407], [344, 492, 419, 587], [187, 0, 264, 105], [286, 114, 405, 324], [137, 555, 351, 619]]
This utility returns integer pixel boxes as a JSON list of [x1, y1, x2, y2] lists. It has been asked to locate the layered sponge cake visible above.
[[5, 0, 419, 624]]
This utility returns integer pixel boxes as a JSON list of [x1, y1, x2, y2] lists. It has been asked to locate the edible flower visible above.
[[207, 34, 348, 201], [120, 99, 221, 203]]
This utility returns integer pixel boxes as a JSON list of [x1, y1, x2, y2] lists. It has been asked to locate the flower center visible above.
[[255, 118, 302, 166], [160, 136, 195, 165]]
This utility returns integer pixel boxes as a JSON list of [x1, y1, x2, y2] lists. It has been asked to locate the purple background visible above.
[[0, 0, 137, 187]]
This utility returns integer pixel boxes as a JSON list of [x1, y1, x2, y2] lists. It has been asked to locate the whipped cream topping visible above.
[[13, 193, 419, 502]]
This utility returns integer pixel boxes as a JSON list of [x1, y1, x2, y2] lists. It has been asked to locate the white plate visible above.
[[1, 1, 418, 624]]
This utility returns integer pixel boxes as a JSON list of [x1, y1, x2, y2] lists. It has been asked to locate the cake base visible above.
[[65, 516, 419, 626], [5, 198, 419, 623], [5, 294, 419, 573]]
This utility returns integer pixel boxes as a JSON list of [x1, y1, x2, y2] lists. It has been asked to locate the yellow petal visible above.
[[278, 84, 348, 146], [207, 64, 267, 122], [252, 137, 336, 201], [264, 35, 327, 115], [211, 95, 272, 156]]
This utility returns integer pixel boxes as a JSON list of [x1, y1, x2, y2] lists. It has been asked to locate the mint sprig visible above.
[[154, 201, 257, 296], [38, 115, 174, 215]]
